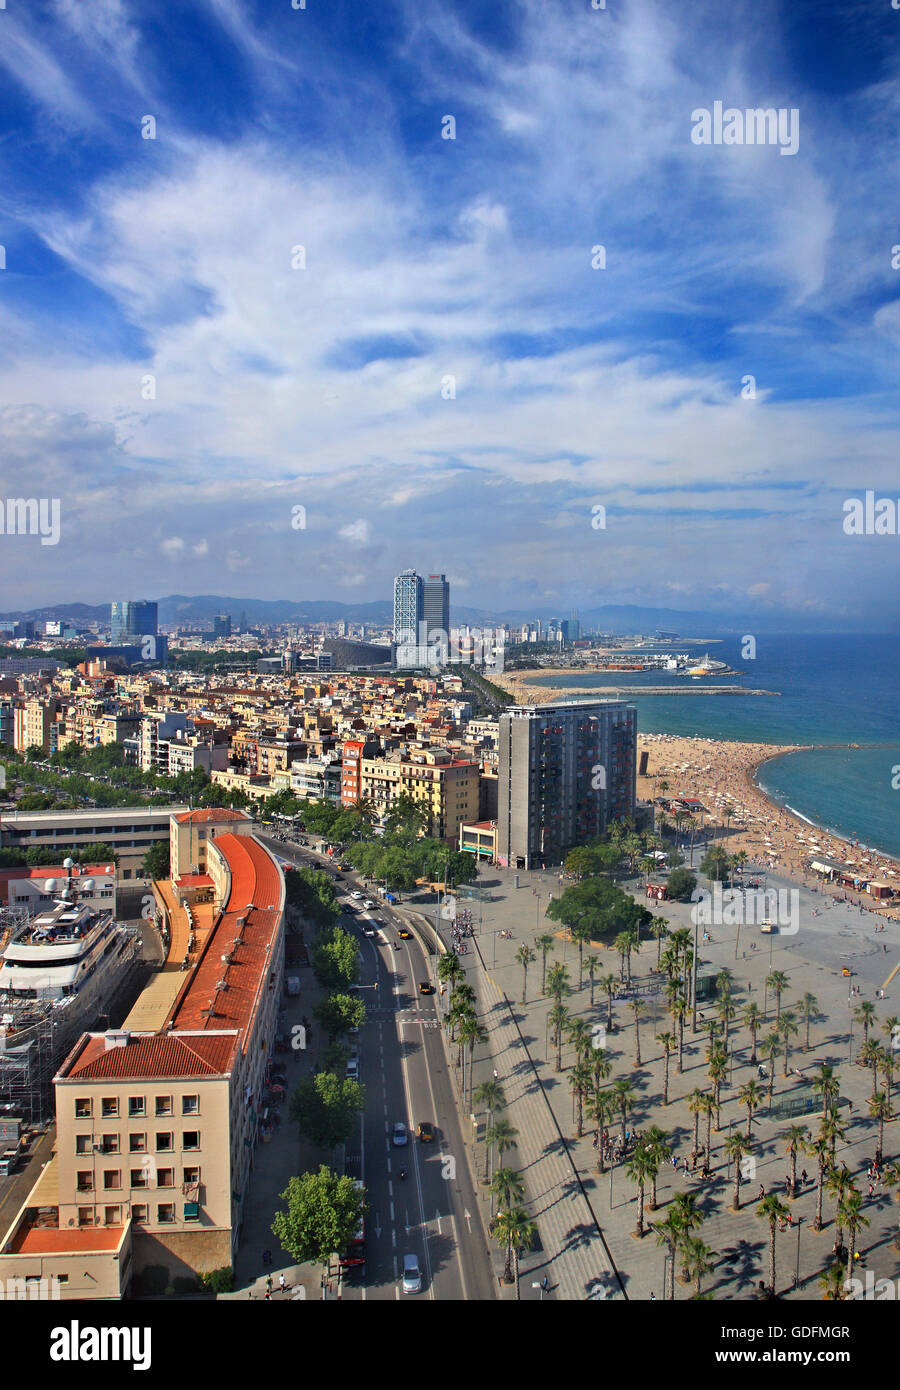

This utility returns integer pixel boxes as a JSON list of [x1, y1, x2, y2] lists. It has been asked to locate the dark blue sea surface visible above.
[[530, 633, 900, 856]]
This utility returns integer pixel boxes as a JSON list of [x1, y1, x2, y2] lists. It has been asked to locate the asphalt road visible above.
[[257, 832, 496, 1301]]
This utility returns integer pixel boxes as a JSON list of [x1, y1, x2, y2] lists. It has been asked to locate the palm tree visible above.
[[611, 1077, 636, 1148], [474, 1079, 506, 1182], [590, 1048, 612, 1098], [717, 994, 737, 1053], [742, 1002, 762, 1065], [756, 1192, 790, 1296], [615, 929, 639, 985], [493, 1206, 536, 1296], [820, 1110, 846, 1162], [699, 1093, 716, 1166], [778, 1010, 800, 1078], [782, 1124, 808, 1198], [860, 1039, 881, 1097], [804, 1134, 830, 1231], [799, 992, 819, 1052], [565, 1017, 594, 1066], [839, 1189, 870, 1271], [724, 1133, 751, 1210], [682, 1237, 716, 1298], [515, 944, 535, 1004], [600, 973, 618, 1029], [811, 1062, 840, 1120], [707, 1043, 728, 1131], [738, 1080, 763, 1139], [626, 1147, 656, 1237], [458, 1014, 487, 1107], [569, 1059, 594, 1138], [548, 1003, 570, 1072], [658, 1031, 675, 1105], [854, 1000, 877, 1052], [490, 1166, 525, 1212], [586, 1089, 614, 1174], [869, 1092, 889, 1165], [485, 1119, 518, 1193], [819, 1262, 849, 1301], [760, 1034, 781, 1103], [650, 916, 669, 969], [630, 998, 646, 1067], [569, 921, 595, 990], [883, 1164, 900, 1251], [687, 1089, 706, 1159], [671, 990, 688, 1074], [438, 951, 463, 992], [585, 953, 599, 1007], [825, 1167, 853, 1250], [546, 961, 571, 1004], [641, 1126, 671, 1211], [651, 1211, 683, 1301], [765, 969, 790, 1023], [535, 933, 555, 994], [672, 1192, 704, 1283]]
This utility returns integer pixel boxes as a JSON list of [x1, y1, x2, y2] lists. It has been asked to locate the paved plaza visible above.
[[438, 863, 900, 1301]]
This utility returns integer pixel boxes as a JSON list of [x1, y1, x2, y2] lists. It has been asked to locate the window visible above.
[[76, 1171, 94, 1192], [78, 1207, 94, 1227], [155, 1096, 172, 1117], [75, 1134, 92, 1155], [128, 1096, 145, 1117], [101, 1097, 118, 1118], [157, 1168, 174, 1188], [181, 1095, 199, 1115], [183, 1166, 201, 1186], [104, 1205, 121, 1225], [155, 1132, 173, 1152], [131, 1168, 149, 1188], [157, 1203, 176, 1224], [75, 1098, 92, 1118], [129, 1133, 147, 1153], [183, 1203, 199, 1222], [101, 1134, 120, 1155], [182, 1131, 200, 1151], [132, 1204, 148, 1224], [103, 1170, 122, 1190]]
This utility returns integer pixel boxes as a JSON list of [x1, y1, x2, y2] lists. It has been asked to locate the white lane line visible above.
[[390, 1201, 395, 1222], [396, 1017, 434, 1300], [359, 1107, 367, 1302], [416, 995, 472, 1301]]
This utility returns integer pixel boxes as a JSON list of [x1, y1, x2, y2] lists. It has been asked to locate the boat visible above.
[[0, 884, 141, 1096]]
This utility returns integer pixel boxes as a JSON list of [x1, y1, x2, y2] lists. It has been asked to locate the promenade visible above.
[[451, 863, 900, 1301]]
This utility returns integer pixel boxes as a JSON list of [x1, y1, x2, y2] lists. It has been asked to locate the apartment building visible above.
[[0, 807, 189, 880], [0, 825, 285, 1296], [359, 748, 480, 844], [13, 697, 57, 754]]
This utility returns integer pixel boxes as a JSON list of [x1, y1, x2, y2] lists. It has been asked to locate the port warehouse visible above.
[[0, 806, 190, 883], [0, 814, 286, 1297]]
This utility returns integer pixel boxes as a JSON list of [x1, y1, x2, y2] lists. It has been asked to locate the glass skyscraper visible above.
[[110, 600, 158, 644]]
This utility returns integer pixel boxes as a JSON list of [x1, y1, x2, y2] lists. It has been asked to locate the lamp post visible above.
[[793, 1216, 803, 1290]]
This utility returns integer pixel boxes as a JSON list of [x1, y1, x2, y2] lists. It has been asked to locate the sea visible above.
[[526, 633, 900, 859]]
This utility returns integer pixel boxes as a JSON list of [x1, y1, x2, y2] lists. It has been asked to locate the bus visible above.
[[339, 1180, 366, 1269]]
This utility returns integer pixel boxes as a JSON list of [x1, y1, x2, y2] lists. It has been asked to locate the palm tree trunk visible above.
[[677, 1014, 684, 1074], [746, 1107, 753, 1140], [733, 1170, 741, 1210], [705, 1110, 712, 1164], [692, 1111, 700, 1157], [521, 966, 527, 1005], [635, 1020, 642, 1067], [663, 1055, 670, 1105], [750, 1025, 758, 1065], [769, 1224, 777, 1294], [814, 1166, 825, 1230], [635, 1185, 644, 1237]]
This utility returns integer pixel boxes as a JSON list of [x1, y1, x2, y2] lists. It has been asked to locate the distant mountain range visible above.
[[0, 594, 852, 635]]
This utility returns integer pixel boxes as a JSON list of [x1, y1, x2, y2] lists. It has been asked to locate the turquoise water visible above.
[[528, 633, 900, 858]]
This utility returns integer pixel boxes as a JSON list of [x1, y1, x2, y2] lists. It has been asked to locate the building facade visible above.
[[110, 601, 158, 645], [496, 700, 637, 869]]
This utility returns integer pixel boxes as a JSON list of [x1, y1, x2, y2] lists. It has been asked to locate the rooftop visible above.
[[58, 1030, 238, 1080]]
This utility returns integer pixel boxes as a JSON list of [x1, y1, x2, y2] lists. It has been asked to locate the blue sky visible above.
[[1, 0, 899, 626]]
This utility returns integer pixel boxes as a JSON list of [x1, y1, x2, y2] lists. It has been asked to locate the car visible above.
[[346, 1052, 360, 1079], [416, 1122, 435, 1143], [398, 929, 411, 940], [371, 917, 384, 927], [392, 1122, 408, 1147], [402, 1254, 422, 1294], [363, 925, 376, 937], [362, 899, 375, 910], [349, 1023, 360, 1034], [350, 890, 363, 900], [418, 982, 435, 995], [339, 862, 353, 871]]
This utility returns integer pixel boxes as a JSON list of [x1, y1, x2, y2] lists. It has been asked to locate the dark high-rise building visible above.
[[497, 700, 636, 869], [110, 600, 157, 644], [213, 614, 231, 639], [423, 574, 450, 640]]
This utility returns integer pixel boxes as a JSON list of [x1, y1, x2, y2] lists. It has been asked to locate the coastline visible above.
[[637, 732, 900, 922]]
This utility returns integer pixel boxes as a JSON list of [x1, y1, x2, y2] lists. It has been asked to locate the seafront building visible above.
[[496, 700, 637, 868], [0, 810, 285, 1297]]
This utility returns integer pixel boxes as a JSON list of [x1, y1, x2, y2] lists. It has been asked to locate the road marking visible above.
[[882, 962, 899, 989], [390, 1201, 395, 1222], [435, 1210, 443, 1235]]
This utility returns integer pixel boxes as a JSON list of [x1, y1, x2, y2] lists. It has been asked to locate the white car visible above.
[[350, 890, 363, 900], [346, 1052, 360, 1079], [392, 1122, 408, 1147], [363, 925, 376, 937], [363, 899, 375, 910], [402, 1255, 422, 1294]]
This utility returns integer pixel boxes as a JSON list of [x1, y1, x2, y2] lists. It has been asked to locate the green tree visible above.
[[492, 1207, 536, 1298], [854, 1000, 877, 1052], [799, 992, 819, 1052], [782, 1124, 808, 1198], [288, 1073, 365, 1149], [665, 867, 697, 901], [738, 1080, 763, 1140], [313, 991, 366, 1042], [141, 839, 170, 880], [658, 1031, 675, 1106], [626, 1147, 656, 1237], [549, 1003, 570, 1072], [682, 1237, 716, 1298], [271, 1165, 366, 1269], [545, 962, 571, 1004], [535, 934, 556, 994], [756, 1192, 790, 1296], [515, 944, 535, 1004], [724, 1133, 751, 1211], [490, 1166, 524, 1213], [765, 970, 790, 1023]]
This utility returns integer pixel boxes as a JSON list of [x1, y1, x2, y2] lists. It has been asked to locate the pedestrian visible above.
[[800, 1169, 808, 1186], [650, 1291, 656, 1300], [279, 1273, 286, 1291], [266, 1273, 272, 1292], [868, 1182, 874, 1197], [758, 1184, 765, 1200]]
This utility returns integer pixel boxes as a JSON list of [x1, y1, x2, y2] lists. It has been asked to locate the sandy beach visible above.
[[637, 732, 900, 923]]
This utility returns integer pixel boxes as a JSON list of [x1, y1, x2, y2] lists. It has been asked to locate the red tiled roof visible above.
[[169, 834, 283, 1037], [0, 864, 114, 882], [10, 1226, 126, 1255], [173, 808, 251, 824], [60, 1031, 238, 1080], [175, 873, 214, 887]]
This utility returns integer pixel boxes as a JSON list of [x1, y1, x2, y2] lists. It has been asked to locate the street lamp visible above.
[[793, 1216, 803, 1290]]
